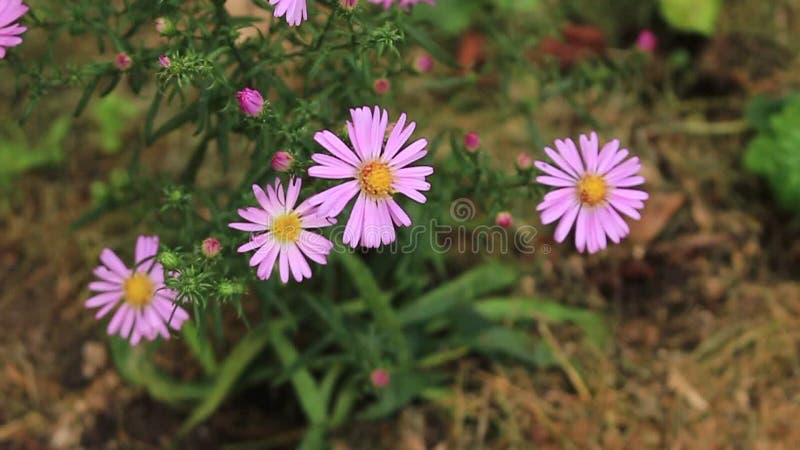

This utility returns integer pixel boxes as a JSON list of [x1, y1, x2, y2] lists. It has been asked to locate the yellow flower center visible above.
[[577, 175, 607, 206], [359, 161, 394, 198], [272, 213, 302, 243], [123, 273, 155, 308]]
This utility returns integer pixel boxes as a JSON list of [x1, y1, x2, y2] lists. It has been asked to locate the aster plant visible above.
[[5, 0, 651, 446]]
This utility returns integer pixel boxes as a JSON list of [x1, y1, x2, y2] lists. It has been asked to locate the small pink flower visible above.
[[114, 53, 132, 71], [495, 211, 512, 229], [535, 132, 648, 254], [268, 0, 308, 27], [0, 0, 28, 59], [237, 88, 264, 116], [368, 0, 434, 9], [158, 54, 171, 68], [636, 30, 657, 52], [86, 236, 190, 346], [516, 152, 533, 170], [414, 54, 434, 73], [308, 106, 433, 248], [341, 0, 358, 8], [370, 369, 390, 388], [230, 178, 336, 283], [373, 78, 390, 95], [202, 238, 221, 258], [464, 131, 480, 152], [271, 151, 294, 172]]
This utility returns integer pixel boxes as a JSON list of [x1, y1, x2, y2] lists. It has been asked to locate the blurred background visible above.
[[1, 0, 800, 448]]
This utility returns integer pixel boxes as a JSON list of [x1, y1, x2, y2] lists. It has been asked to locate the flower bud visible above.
[[237, 88, 265, 116], [114, 53, 132, 71], [636, 29, 657, 53], [370, 368, 390, 388], [155, 17, 176, 35], [463, 131, 480, 152], [495, 211, 513, 229], [373, 78, 390, 95], [158, 250, 181, 270], [218, 280, 246, 297], [158, 54, 171, 68], [271, 151, 294, 172], [516, 152, 533, 170], [340, 0, 358, 8], [202, 238, 221, 258], [414, 54, 434, 73]]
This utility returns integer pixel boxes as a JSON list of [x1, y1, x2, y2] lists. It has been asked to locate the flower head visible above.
[[0, 0, 28, 59], [464, 131, 480, 152], [86, 236, 190, 345], [308, 106, 433, 248], [230, 178, 336, 283], [535, 132, 648, 254], [636, 30, 658, 52], [271, 151, 294, 172], [368, 0, 434, 9], [158, 54, 171, 68], [114, 52, 132, 71], [268, 0, 308, 27], [237, 88, 264, 116]]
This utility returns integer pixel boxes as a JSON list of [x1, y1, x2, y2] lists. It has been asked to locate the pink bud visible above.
[[636, 30, 658, 53], [114, 53, 132, 71], [414, 54, 434, 73], [341, 0, 358, 8], [370, 369, 390, 388], [158, 54, 171, 68], [495, 211, 513, 229], [271, 151, 294, 172], [516, 152, 533, 170], [373, 78, 390, 95], [155, 17, 174, 35], [464, 131, 480, 152], [202, 238, 222, 258], [237, 88, 264, 116]]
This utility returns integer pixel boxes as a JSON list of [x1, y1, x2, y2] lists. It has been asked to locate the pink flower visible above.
[[370, 368, 391, 388], [535, 132, 648, 254], [114, 53, 132, 71], [0, 0, 28, 59], [373, 78, 390, 95], [237, 88, 264, 116], [516, 152, 533, 170], [86, 236, 190, 346], [414, 54, 434, 73], [368, 0, 434, 9], [636, 30, 657, 52], [230, 178, 336, 283], [271, 151, 294, 172], [495, 211, 512, 229], [308, 106, 433, 248], [464, 131, 480, 152], [158, 54, 171, 68], [202, 237, 221, 257], [341, 0, 358, 8], [268, 0, 308, 27]]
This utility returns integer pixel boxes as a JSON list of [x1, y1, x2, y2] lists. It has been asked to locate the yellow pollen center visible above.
[[272, 213, 302, 243], [578, 175, 607, 206], [123, 273, 155, 307], [359, 161, 394, 198]]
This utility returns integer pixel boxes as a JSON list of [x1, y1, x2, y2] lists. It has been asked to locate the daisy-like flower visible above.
[[230, 178, 336, 283], [308, 106, 433, 248], [268, 0, 307, 27], [86, 236, 189, 346], [0, 0, 29, 59], [369, 0, 434, 8], [535, 132, 648, 254]]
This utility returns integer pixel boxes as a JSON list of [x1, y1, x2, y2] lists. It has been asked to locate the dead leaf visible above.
[[628, 192, 685, 244]]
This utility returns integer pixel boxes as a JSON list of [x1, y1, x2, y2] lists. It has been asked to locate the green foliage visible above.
[[90, 93, 141, 154], [0, 116, 70, 186], [658, 0, 721, 35], [744, 95, 800, 212]]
